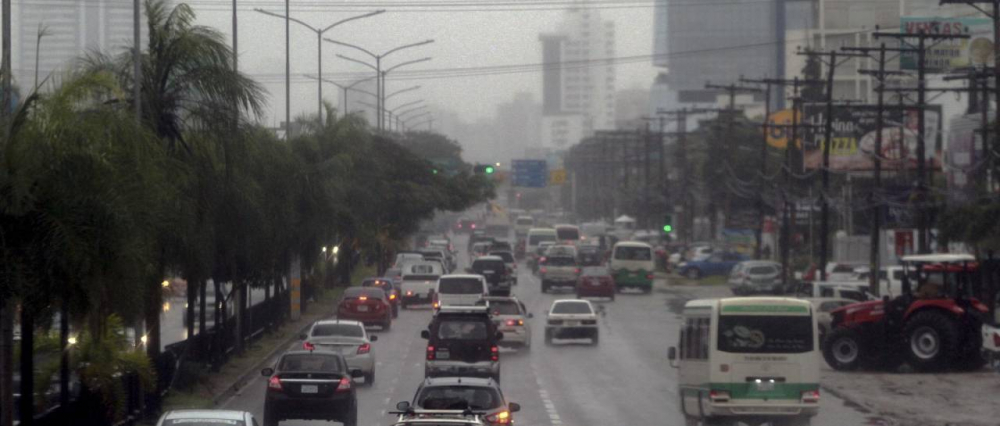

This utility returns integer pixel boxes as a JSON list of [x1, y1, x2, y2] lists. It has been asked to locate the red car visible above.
[[362, 277, 399, 318], [337, 287, 393, 330], [576, 267, 615, 300]]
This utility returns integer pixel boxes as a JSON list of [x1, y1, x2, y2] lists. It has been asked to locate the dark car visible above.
[[471, 256, 512, 296], [576, 267, 615, 300], [261, 350, 361, 426], [396, 377, 521, 426], [488, 250, 518, 285], [362, 277, 399, 317], [422, 305, 502, 382], [577, 245, 603, 266], [337, 287, 393, 330]]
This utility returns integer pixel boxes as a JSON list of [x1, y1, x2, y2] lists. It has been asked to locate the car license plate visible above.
[[436, 350, 450, 359], [483, 270, 495, 274], [356, 305, 369, 312], [755, 382, 775, 391], [300, 385, 318, 394], [565, 321, 579, 326]]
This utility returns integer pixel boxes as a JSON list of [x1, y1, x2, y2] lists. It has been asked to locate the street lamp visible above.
[[303, 74, 377, 118], [255, 8, 385, 125], [396, 104, 427, 119], [325, 38, 435, 130]]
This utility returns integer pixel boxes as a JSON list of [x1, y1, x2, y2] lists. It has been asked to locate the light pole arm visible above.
[[402, 111, 431, 125], [359, 100, 378, 110], [385, 85, 421, 101], [325, 38, 378, 59], [347, 75, 377, 89], [384, 57, 432, 75], [390, 99, 424, 112], [336, 54, 379, 72], [320, 10, 385, 34], [396, 104, 428, 117], [383, 39, 435, 58], [254, 8, 319, 33]]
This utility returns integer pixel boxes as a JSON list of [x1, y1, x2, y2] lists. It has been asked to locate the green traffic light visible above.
[[663, 224, 673, 233], [432, 169, 439, 175], [485, 166, 495, 174]]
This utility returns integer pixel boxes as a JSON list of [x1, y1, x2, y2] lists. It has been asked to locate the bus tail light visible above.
[[801, 390, 820, 403], [709, 390, 730, 403]]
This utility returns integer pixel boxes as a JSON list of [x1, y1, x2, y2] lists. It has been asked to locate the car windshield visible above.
[[552, 302, 592, 315], [416, 386, 503, 410], [278, 354, 344, 372], [439, 278, 483, 294], [164, 420, 246, 426], [717, 315, 813, 354], [489, 301, 521, 315], [311, 323, 364, 338], [615, 246, 651, 260], [436, 320, 489, 340]]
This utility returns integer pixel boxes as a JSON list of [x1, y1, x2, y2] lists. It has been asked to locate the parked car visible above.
[[677, 252, 748, 279], [576, 267, 615, 300], [800, 298, 855, 340], [155, 410, 257, 426], [485, 296, 533, 349], [336, 287, 393, 330], [300, 319, 379, 385], [361, 277, 399, 318], [261, 350, 361, 426], [727, 260, 782, 295], [793, 281, 871, 302]]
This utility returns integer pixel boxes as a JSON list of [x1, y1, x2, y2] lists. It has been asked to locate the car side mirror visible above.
[[396, 401, 411, 412], [508, 402, 521, 413], [369, 335, 378, 342], [350, 369, 364, 378], [421, 330, 430, 339], [260, 367, 274, 377], [299, 333, 307, 340]]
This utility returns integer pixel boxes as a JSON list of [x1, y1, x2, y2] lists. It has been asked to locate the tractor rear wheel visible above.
[[904, 311, 959, 372], [822, 327, 865, 371]]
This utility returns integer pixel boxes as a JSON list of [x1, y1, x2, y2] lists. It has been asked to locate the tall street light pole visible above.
[[325, 38, 435, 130], [383, 85, 422, 130], [303, 75, 377, 118], [255, 9, 384, 125]]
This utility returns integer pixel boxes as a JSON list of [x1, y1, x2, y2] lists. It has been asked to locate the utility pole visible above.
[[285, 0, 290, 138], [657, 108, 721, 244], [797, 49, 868, 280], [873, 30, 969, 253], [705, 82, 760, 240], [740, 77, 780, 259], [1, 0, 13, 422]]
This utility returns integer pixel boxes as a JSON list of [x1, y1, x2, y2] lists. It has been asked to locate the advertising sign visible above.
[[801, 105, 942, 171], [900, 17, 993, 72], [765, 109, 803, 149]]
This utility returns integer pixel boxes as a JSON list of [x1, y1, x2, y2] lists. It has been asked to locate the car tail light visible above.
[[302, 341, 315, 351], [575, 268, 581, 274], [335, 377, 351, 392], [646, 273, 655, 280], [359, 296, 368, 301], [406, 290, 414, 296], [268, 375, 282, 391], [505, 319, 524, 326], [540, 267, 547, 274], [426, 345, 435, 360], [357, 343, 371, 354], [485, 411, 511, 424], [709, 390, 730, 402], [801, 389, 820, 403], [471, 224, 477, 229], [491, 345, 499, 362], [994, 332, 1000, 347]]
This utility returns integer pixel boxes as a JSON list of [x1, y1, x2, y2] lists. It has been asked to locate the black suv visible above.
[[396, 377, 521, 426], [471, 256, 512, 296], [261, 350, 362, 426], [422, 306, 502, 382]]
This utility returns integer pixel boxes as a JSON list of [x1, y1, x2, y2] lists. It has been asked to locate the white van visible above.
[[514, 216, 535, 237], [609, 241, 655, 293], [669, 297, 820, 426], [526, 228, 557, 259], [554, 224, 581, 243], [434, 274, 488, 308]]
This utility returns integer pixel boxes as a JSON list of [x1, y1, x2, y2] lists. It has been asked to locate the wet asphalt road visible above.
[[220, 232, 882, 426]]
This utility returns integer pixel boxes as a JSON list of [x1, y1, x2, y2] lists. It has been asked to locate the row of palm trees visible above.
[[0, 1, 490, 424]]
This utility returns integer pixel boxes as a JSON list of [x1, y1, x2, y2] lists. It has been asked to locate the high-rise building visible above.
[[15, 0, 149, 88], [539, 6, 616, 148]]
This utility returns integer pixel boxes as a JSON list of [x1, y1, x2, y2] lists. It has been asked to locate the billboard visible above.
[[900, 17, 993, 72], [802, 105, 942, 171]]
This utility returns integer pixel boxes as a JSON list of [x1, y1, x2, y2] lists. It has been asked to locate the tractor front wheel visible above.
[[822, 327, 865, 371]]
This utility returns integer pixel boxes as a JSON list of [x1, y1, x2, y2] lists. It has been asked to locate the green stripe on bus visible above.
[[721, 305, 808, 314], [708, 382, 819, 400]]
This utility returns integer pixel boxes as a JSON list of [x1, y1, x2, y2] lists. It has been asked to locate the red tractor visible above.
[[822, 254, 990, 372]]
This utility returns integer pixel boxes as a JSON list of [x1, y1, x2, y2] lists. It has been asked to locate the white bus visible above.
[[668, 297, 820, 426]]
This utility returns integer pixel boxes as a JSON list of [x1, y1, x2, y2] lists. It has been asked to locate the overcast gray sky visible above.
[[187, 1, 658, 125]]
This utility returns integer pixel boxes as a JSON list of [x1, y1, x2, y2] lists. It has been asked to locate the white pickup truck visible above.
[[399, 261, 443, 308], [793, 281, 872, 302]]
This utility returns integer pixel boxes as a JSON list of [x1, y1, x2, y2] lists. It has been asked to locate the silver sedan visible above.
[[301, 319, 379, 385]]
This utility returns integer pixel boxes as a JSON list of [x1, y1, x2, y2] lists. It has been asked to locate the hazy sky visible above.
[[186, 1, 659, 125]]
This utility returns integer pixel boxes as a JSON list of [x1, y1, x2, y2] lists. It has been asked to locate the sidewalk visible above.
[[159, 287, 343, 413]]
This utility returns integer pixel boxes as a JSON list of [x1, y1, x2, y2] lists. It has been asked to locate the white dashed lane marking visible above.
[[534, 368, 562, 426]]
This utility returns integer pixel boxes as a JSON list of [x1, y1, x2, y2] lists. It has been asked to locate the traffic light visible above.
[[484, 165, 495, 174], [474, 164, 497, 175], [662, 214, 674, 233]]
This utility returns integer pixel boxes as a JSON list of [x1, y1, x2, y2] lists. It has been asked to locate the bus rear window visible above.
[[556, 227, 580, 241], [717, 315, 813, 354], [614, 246, 652, 261], [529, 234, 556, 245]]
